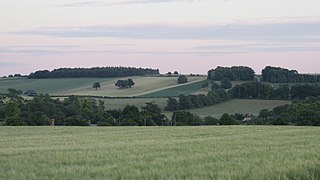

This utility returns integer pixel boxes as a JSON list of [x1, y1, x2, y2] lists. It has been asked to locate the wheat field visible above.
[[0, 126, 319, 179]]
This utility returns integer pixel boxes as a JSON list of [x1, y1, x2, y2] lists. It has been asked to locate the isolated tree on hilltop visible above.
[[92, 82, 101, 90], [177, 75, 188, 84]]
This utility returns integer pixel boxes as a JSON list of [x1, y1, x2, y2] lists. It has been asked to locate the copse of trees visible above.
[[256, 102, 320, 126], [28, 67, 159, 79], [164, 88, 230, 111], [262, 66, 320, 83], [208, 66, 255, 81], [229, 82, 320, 100], [229, 82, 274, 99], [115, 79, 135, 88]]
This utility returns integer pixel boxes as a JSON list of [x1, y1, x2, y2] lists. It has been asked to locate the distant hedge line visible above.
[[28, 67, 159, 79]]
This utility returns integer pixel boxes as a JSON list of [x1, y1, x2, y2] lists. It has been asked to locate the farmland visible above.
[[0, 77, 114, 94], [0, 126, 319, 179], [100, 98, 291, 118], [0, 76, 205, 97], [188, 99, 291, 118], [139, 79, 207, 97]]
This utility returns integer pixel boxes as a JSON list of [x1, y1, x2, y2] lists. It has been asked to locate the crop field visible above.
[[0, 77, 114, 94], [188, 99, 291, 118], [139, 79, 207, 98], [55, 76, 205, 97], [0, 76, 205, 97], [0, 126, 319, 179]]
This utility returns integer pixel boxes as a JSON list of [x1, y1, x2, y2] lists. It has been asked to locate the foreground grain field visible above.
[[0, 126, 319, 179]]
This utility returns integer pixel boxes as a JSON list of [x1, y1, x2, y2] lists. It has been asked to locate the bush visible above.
[[220, 77, 232, 89], [64, 117, 89, 126], [177, 75, 188, 84]]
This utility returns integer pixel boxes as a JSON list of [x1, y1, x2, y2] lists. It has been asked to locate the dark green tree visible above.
[[220, 113, 237, 125], [5, 101, 23, 126], [128, 79, 135, 87], [203, 116, 219, 125], [211, 82, 220, 91], [115, 79, 135, 88], [92, 82, 101, 90], [141, 102, 166, 126], [220, 77, 232, 89], [172, 111, 202, 126], [64, 116, 89, 126], [164, 97, 180, 111], [177, 75, 188, 84], [122, 105, 141, 125]]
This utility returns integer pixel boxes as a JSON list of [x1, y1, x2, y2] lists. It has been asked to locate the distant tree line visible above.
[[262, 66, 320, 83], [0, 91, 167, 126], [164, 88, 230, 111], [1, 89, 320, 126], [207, 66, 320, 83], [254, 102, 320, 126], [208, 66, 255, 81], [28, 67, 159, 79], [229, 82, 320, 100]]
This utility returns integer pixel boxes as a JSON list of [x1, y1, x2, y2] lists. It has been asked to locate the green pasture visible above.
[[0, 76, 204, 97], [139, 79, 207, 98], [0, 126, 319, 179], [188, 99, 291, 118], [0, 77, 114, 94]]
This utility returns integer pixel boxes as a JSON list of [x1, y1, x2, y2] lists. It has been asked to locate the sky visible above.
[[0, 0, 320, 76]]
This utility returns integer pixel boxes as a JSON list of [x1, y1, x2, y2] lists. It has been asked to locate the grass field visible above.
[[61, 76, 205, 97], [139, 79, 207, 97], [0, 76, 205, 97], [0, 126, 319, 179], [188, 99, 291, 118], [0, 77, 114, 94]]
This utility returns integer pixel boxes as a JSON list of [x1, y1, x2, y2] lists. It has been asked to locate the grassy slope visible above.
[[188, 99, 291, 117], [0, 78, 114, 94], [0, 126, 319, 179], [139, 79, 207, 98], [50, 76, 204, 97], [0, 76, 204, 97]]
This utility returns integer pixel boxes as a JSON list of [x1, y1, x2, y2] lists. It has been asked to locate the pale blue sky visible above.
[[0, 0, 320, 76]]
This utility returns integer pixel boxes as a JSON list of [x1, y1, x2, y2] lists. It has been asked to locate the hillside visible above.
[[0, 76, 205, 97], [0, 77, 114, 94], [187, 99, 291, 118], [58, 76, 205, 97]]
